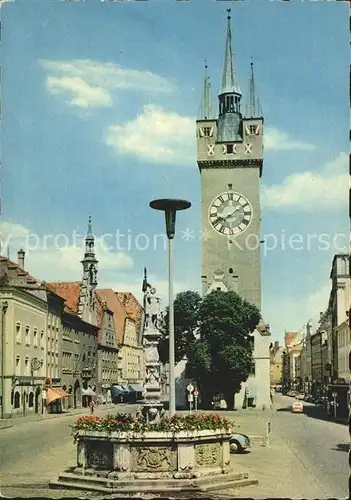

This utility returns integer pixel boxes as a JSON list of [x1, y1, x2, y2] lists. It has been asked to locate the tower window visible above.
[[228, 184, 233, 191], [203, 127, 213, 137], [216, 287, 221, 291], [246, 124, 259, 136], [229, 268, 233, 274], [226, 144, 236, 154]]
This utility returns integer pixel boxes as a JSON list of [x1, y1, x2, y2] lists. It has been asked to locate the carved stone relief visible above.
[[195, 442, 221, 467], [131, 446, 173, 472]]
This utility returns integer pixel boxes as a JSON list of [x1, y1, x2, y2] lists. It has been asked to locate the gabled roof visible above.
[[96, 292, 115, 345], [0, 255, 42, 289], [115, 291, 143, 332], [47, 281, 81, 314], [97, 289, 127, 345]]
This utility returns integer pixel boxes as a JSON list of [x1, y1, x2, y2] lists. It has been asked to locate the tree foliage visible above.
[[159, 289, 260, 409], [158, 290, 201, 364]]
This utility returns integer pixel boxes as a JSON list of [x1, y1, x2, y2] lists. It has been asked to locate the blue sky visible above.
[[1, 0, 349, 342]]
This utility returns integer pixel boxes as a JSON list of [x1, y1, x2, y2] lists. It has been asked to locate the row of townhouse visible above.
[[0, 218, 145, 419], [281, 253, 350, 417]]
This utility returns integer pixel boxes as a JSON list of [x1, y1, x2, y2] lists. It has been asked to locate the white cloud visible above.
[[0, 221, 133, 282], [46, 76, 112, 108], [40, 59, 174, 108], [106, 104, 195, 166], [261, 152, 348, 211], [264, 127, 315, 151]]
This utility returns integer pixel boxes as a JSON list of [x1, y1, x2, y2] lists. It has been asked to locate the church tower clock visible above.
[[197, 10, 271, 410], [197, 10, 263, 310]]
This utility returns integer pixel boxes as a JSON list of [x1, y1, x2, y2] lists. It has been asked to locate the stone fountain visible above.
[[49, 268, 258, 495]]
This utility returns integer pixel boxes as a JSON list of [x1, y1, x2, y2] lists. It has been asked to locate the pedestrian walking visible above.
[[89, 400, 95, 415]]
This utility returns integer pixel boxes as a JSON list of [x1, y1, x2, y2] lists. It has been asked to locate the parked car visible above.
[[229, 433, 251, 453], [292, 401, 304, 413]]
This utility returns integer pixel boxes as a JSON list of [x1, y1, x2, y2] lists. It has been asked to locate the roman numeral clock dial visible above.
[[208, 191, 253, 236]]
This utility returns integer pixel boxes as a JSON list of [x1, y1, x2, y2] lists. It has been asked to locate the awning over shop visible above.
[[46, 387, 66, 405], [129, 384, 145, 393], [111, 385, 129, 396], [121, 385, 130, 393], [82, 387, 96, 396]]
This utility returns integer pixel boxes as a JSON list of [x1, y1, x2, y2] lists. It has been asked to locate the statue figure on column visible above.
[[143, 267, 162, 332], [140, 267, 164, 422]]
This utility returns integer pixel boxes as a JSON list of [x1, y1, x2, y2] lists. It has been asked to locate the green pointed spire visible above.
[[198, 62, 215, 120], [87, 213, 93, 239], [219, 9, 241, 96], [245, 60, 262, 118]]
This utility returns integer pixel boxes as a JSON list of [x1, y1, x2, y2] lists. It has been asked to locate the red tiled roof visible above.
[[0, 256, 41, 288], [97, 289, 128, 345], [115, 291, 143, 332], [47, 282, 81, 314]]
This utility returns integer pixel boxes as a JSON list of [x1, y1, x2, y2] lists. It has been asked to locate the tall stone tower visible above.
[[78, 215, 99, 325], [196, 10, 271, 409]]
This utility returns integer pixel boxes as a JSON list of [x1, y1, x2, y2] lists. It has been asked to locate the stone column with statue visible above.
[[140, 267, 165, 423]]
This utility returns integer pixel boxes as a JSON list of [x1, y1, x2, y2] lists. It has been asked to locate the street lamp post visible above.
[[150, 199, 191, 417]]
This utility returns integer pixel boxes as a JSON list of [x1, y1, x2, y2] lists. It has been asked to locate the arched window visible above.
[[16, 323, 21, 344], [28, 392, 34, 408], [15, 356, 21, 376], [14, 391, 20, 409], [33, 328, 38, 347], [25, 326, 30, 346]]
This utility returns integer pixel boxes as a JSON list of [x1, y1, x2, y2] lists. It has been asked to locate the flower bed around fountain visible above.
[[50, 412, 257, 494]]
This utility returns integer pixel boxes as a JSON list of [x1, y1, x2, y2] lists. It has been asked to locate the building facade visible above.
[[98, 289, 145, 389], [327, 254, 350, 380], [336, 320, 350, 382], [269, 341, 283, 386], [48, 217, 119, 407], [196, 11, 270, 409], [96, 293, 119, 403], [0, 253, 48, 418]]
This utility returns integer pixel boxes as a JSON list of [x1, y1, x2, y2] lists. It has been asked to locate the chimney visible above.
[[17, 248, 25, 269]]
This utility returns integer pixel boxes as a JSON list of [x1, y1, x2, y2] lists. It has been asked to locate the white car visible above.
[[292, 401, 304, 413]]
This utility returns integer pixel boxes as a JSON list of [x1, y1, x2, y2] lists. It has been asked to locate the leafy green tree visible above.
[[186, 290, 260, 410], [158, 291, 201, 364]]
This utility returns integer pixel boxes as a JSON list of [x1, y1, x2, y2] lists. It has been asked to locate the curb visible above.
[[0, 405, 117, 428]]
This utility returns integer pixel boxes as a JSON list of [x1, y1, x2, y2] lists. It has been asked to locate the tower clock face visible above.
[[208, 191, 253, 236]]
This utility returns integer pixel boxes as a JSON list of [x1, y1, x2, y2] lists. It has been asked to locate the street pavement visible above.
[[0, 396, 349, 499]]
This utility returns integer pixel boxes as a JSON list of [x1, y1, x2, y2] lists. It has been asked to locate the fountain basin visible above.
[[50, 428, 257, 494]]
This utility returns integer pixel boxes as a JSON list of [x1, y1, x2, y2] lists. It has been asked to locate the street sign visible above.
[[188, 393, 194, 403], [194, 389, 199, 397], [187, 383, 194, 393]]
